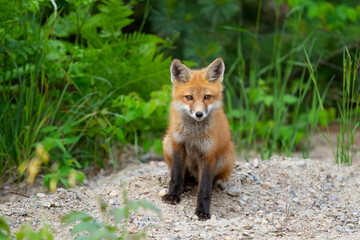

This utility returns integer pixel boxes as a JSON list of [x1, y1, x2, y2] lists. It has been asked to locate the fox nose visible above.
[[195, 111, 203, 118]]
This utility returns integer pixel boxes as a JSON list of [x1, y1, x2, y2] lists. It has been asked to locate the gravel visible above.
[[1, 157, 360, 239]]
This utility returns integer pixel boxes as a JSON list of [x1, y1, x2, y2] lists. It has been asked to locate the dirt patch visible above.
[[1, 156, 360, 239]]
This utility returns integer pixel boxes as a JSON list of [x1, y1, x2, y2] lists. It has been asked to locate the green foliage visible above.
[[62, 190, 161, 239], [0, 217, 11, 239], [0, 192, 159, 239], [0, 217, 53, 240], [307, 49, 360, 165], [15, 224, 54, 240], [0, 0, 172, 186]]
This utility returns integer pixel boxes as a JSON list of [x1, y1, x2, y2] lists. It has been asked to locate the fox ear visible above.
[[203, 58, 225, 82], [170, 59, 192, 83]]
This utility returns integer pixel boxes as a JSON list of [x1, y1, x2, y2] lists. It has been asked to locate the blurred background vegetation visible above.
[[0, 0, 359, 188]]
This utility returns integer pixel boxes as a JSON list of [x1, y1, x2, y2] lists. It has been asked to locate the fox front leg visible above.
[[195, 163, 214, 220], [162, 146, 186, 204]]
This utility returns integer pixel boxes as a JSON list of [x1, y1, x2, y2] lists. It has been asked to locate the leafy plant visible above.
[[62, 189, 161, 240], [0, 0, 173, 186], [306, 49, 360, 165], [0, 217, 11, 239], [0, 216, 54, 240]]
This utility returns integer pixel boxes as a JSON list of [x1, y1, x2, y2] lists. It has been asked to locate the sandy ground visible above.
[[1, 131, 360, 239]]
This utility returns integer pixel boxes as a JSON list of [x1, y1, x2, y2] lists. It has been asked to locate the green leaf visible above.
[[97, 118, 107, 130], [62, 212, 94, 225], [75, 171, 86, 183], [41, 126, 58, 133], [110, 208, 126, 223], [128, 200, 161, 215], [90, 229, 117, 240], [43, 174, 59, 187], [141, 138, 152, 153], [116, 128, 126, 144], [153, 139, 163, 154], [283, 94, 298, 105], [60, 178, 69, 188], [346, 8, 357, 22], [0, 217, 10, 237], [136, 199, 161, 215], [133, 232, 146, 240], [71, 222, 103, 235], [62, 136, 80, 145], [41, 137, 54, 152]]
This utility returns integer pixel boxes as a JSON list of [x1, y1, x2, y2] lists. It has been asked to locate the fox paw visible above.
[[196, 211, 210, 221], [162, 194, 180, 205]]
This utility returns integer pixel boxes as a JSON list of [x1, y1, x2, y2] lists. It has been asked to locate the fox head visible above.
[[170, 58, 225, 121]]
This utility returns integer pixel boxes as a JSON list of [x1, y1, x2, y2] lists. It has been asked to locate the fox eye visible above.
[[185, 95, 193, 101], [204, 95, 211, 100]]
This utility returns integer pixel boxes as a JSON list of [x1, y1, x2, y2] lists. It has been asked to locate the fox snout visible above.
[[191, 110, 207, 121], [189, 102, 208, 121]]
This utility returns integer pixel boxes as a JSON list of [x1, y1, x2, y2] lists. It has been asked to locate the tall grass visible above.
[[306, 49, 360, 165], [0, 6, 63, 182], [224, 3, 323, 160]]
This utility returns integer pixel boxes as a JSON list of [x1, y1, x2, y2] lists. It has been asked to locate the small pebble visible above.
[[336, 226, 345, 233], [36, 193, 46, 198], [4, 211, 13, 216], [251, 158, 259, 168], [158, 189, 167, 197], [226, 188, 241, 197], [108, 190, 118, 197], [42, 202, 51, 208], [263, 182, 271, 189], [295, 160, 305, 167]]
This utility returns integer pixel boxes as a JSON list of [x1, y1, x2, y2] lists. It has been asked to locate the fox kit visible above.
[[162, 58, 234, 220]]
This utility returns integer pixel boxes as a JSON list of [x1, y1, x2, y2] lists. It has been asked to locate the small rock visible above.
[[128, 228, 138, 234], [242, 230, 250, 236], [4, 211, 12, 216], [19, 210, 28, 216], [158, 189, 167, 197], [329, 194, 339, 202], [263, 182, 271, 189], [135, 183, 141, 188], [157, 161, 167, 167], [42, 202, 51, 208], [275, 223, 282, 229], [253, 205, 260, 211], [305, 212, 313, 218], [244, 225, 253, 230], [295, 160, 305, 167], [336, 226, 345, 233], [109, 199, 115, 205], [109, 190, 118, 197], [251, 158, 259, 168], [36, 193, 46, 198], [306, 187, 316, 194], [218, 182, 226, 191], [174, 228, 180, 232], [293, 197, 300, 204], [226, 188, 241, 197], [210, 215, 217, 221]]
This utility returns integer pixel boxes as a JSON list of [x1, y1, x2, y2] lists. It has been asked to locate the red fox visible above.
[[162, 58, 234, 220]]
